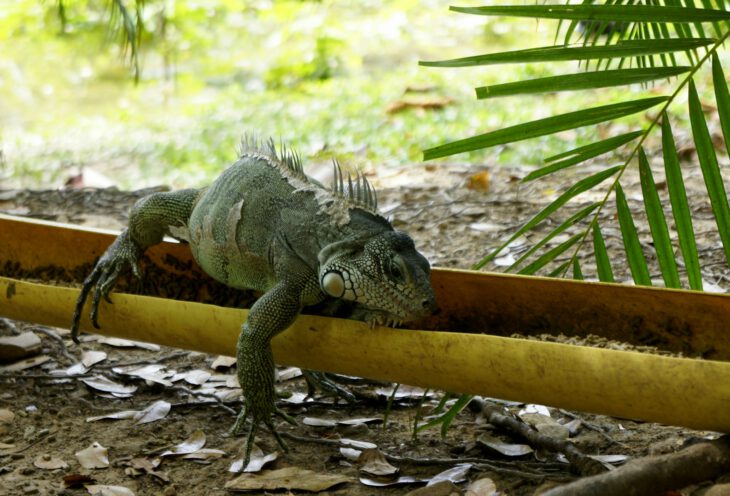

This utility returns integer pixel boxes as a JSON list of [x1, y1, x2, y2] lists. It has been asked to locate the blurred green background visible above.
[[1, 1, 633, 190]]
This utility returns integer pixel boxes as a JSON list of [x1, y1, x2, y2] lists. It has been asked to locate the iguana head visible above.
[[318, 231, 436, 326]]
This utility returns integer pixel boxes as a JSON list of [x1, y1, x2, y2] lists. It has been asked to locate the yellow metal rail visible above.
[[0, 213, 728, 431]]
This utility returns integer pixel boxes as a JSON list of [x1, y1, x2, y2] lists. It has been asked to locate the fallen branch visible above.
[[473, 398, 606, 476], [543, 435, 730, 496]]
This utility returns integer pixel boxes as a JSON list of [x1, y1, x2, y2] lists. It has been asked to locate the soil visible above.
[[0, 160, 728, 496]]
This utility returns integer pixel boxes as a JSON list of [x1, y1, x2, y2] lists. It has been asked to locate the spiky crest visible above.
[[331, 159, 378, 212], [238, 135, 379, 217], [238, 134, 306, 181]]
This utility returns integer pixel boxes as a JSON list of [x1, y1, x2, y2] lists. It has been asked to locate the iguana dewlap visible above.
[[71, 137, 436, 467]]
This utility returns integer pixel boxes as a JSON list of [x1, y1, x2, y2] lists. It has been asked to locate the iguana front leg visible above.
[[71, 189, 200, 342], [230, 276, 317, 467]]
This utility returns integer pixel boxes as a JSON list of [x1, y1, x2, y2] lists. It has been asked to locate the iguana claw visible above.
[[230, 404, 296, 471], [70, 230, 142, 343]]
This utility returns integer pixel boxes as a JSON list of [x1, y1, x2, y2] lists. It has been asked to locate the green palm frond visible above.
[[422, 0, 730, 290]]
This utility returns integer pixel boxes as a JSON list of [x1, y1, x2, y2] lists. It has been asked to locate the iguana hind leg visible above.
[[71, 188, 200, 342]]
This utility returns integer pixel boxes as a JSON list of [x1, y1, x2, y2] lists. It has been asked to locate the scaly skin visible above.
[[71, 138, 436, 469]]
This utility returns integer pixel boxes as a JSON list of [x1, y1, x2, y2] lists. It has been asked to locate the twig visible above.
[[558, 409, 631, 450], [95, 350, 189, 369], [31, 326, 77, 364], [544, 436, 730, 496], [279, 432, 574, 482], [6, 429, 54, 454], [0, 372, 92, 379], [474, 398, 606, 476]]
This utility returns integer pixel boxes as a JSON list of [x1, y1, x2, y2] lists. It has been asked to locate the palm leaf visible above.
[[616, 183, 653, 285], [508, 202, 600, 271], [638, 147, 682, 287], [524, 131, 643, 181], [424, 97, 667, 160], [661, 115, 703, 290], [422, 1, 730, 292], [450, 4, 730, 23], [689, 78, 730, 267], [473, 166, 621, 269], [476, 67, 690, 98], [518, 233, 583, 275], [593, 223, 616, 283], [572, 258, 585, 280], [419, 39, 714, 68]]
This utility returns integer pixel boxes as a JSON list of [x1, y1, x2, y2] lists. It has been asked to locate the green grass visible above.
[[0, 0, 707, 189]]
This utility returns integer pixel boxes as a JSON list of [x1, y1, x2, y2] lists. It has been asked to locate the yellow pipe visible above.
[[1, 276, 729, 432], [2, 213, 730, 359]]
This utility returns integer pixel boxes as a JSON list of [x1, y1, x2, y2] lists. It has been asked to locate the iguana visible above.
[[71, 137, 436, 467]]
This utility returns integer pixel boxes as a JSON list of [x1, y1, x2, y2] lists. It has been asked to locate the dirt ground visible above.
[[1, 158, 728, 495]]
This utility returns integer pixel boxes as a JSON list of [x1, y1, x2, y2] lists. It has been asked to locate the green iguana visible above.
[[71, 137, 436, 467]]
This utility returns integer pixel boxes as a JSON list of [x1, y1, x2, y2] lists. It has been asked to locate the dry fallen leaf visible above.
[[358, 448, 399, 477], [183, 369, 211, 385], [229, 445, 278, 473], [338, 417, 382, 426], [589, 454, 629, 464], [161, 430, 206, 457], [82, 350, 108, 368], [85, 485, 135, 496], [518, 404, 552, 417], [276, 366, 302, 382], [34, 454, 69, 470], [280, 392, 308, 404], [466, 170, 490, 193], [0, 354, 51, 372], [63, 473, 96, 488], [225, 467, 349, 492], [340, 438, 377, 450], [465, 477, 499, 496], [125, 457, 168, 482], [97, 337, 159, 351], [0, 332, 41, 362], [303, 417, 338, 428], [86, 410, 138, 423], [340, 447, 361, 461], [0, 442, 16, 450], [180, 448, 227, 462], [81, 376, 137, 396], [211, 355, 237, 369], [375, 385, 430, 400], [478, 434, 533, 457], [427, 463, 471, 486], [85, 400, 170, 424], [75, 442, 110, 469], [360, 475, 421, 487], [0, 408, 14, 424], [112, 364, 173, 386], [134, 400, 171, 424]]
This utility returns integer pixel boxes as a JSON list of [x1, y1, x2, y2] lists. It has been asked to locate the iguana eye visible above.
[[387, 257, 405, 282]]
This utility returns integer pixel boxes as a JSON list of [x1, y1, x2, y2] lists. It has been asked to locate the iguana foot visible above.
[[302, 370, 356, 403], [71, 230, 142, 343], [230, 404, 297, 470]]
